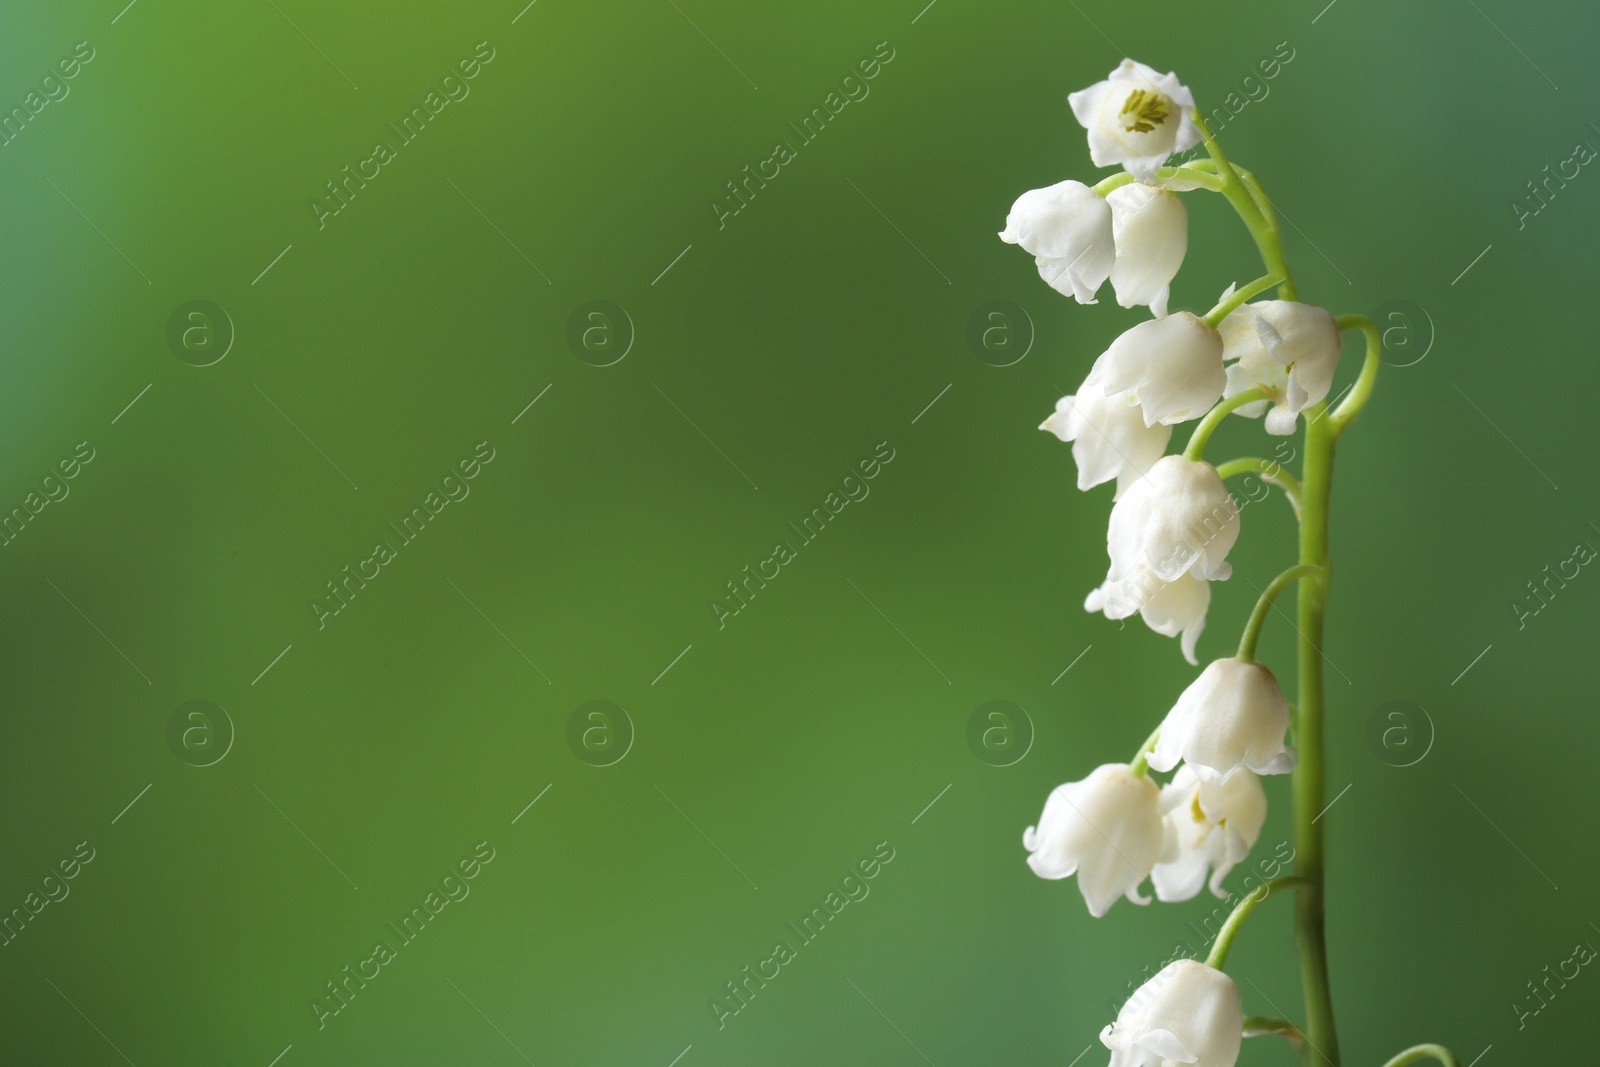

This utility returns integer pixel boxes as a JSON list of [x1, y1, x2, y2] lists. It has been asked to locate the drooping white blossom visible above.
[[1023, 763, 1170, 917], [999, 180, 1115, 303], [1041, 377, 1171, 497], [1105, 455, 1239, 585], [1068, 60, 1203, 180], [1149, 659, 1297, 784], [1221, 300, 1343, 435], [1084, 566, 1210, 665], [1102, 959, 1243, 1067], [1105, 184, 1188, 317], [1090, 314, 1226, 427], [1152, 766, 1268, 902]]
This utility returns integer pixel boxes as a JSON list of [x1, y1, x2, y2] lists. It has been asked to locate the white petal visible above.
[[1072, 60, 1198, 177], [1068, 80, 1115, 130], [1094, 314, 1226, 427], [1024, 765, 1164, 917], [1106, 185, 1188, 316], [1109, 960, 1243, 1067], [1153, 659, 1295, 782], [1107, 456, 1238, 585], [1042, 381, 1171, 494]]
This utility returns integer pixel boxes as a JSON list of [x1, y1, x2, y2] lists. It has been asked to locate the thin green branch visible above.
[[1378, 1045, 1460, 1067], [1204, 876, 1313, 970], [1093, 161, 1225, 196], [1214, 456, 1303, 509], [1329, 314, 1381, 436], [1238, 564, 1321, 662], [1204, 274, 1283, 327], [1243, 1015, 1303, 1043], [1183, 388, 1269, 462], [1128, 724, 1161, 777], [1190, 110, 1298, 300]]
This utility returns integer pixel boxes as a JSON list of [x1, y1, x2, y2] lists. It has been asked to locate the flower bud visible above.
[[999, 179, 1115, 303], [1102, 959, 1243, 1067], [1106, 456, 1239, 585], [1106, 184, 1188, 317], [1149, 658, 1297, 783], [1091, 314, 1226, 428]]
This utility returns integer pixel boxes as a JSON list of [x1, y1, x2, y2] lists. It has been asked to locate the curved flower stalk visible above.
[[1003, 56, 1460, 1067]]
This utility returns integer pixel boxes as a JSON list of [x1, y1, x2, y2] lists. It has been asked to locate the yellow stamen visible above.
[[1119, 89, 1170, 134]]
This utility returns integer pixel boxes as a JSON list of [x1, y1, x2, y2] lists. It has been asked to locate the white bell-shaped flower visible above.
[[1152, 766, 1268, 902], [1106, 456, 1238, 585], [1023, 763, 1170, 917], [999, 179, 1115, 303], [1068, 60, 1203, 180], [1041, 377, 1171, 498], [1149, 658, 1297, 783], [1221, 300, 1343, 435], [1102, 959, 1243, 1067], [1106, 184, 1188, 317], [1084, 566, 1210, 666], [1091, 314, 1225, 428]]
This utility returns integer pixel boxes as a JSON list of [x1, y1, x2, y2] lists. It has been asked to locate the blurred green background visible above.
[[1, 0, 1595, 1063]]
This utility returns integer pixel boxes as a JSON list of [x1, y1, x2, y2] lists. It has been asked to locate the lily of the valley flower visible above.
[[1106, 184, 1188, 317], [1149, 658, 1297, 783], [1084, 566, 1210, 666], [1106, 455, 1239, 585], [1102, 959, 1243, 1067], [1091, 314, 1226, 427], [1221, 300, 1343, 434], [1152, 766, 1267, 902], [1069, 60, 1203, 180], [1023, 763, 1170, 917], [1041, 377, 1171, 498], [999, 179, 1115, 303]]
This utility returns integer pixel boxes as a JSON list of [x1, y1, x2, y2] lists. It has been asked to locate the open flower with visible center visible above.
[[1069, 59, 1202, 180], [1152, 766, 1268, 902], [1102, 959, 1243, 1067], [1090, 314, 1226, 427], [1084, 566, 1210, 665], [1106, 455, 1239, 585], [1023, 763, 1170, 917], [1041, 376, 1171, 498], [1221, 300, 1343, 434], [1106, 184, 1188, 317], [1149, 658, 1297, 783], [999, 179, 1115, 303]]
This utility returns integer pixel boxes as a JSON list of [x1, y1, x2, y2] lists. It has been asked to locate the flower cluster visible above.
[[1011, 64, 1343, 672], [1003, 59, 1362, 1067]]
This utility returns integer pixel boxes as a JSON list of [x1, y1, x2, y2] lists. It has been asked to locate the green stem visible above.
[[1204, 876, 1312, 970], [1092, 161, 1225, 196], [1378, 1046, 1460, 1067], [1183, 388, 1269, 462], [1329, 314, 1381, 436], [1237, 564, 1320, 662], [1204, 273, 1283, 327], [1214, 456, 1304, 507], [1295, 401, 1339, 1066], [1128, 724, 1161, 777], [1191, 110, 1299, 301], [1244, 1015, 1303, 1041]]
